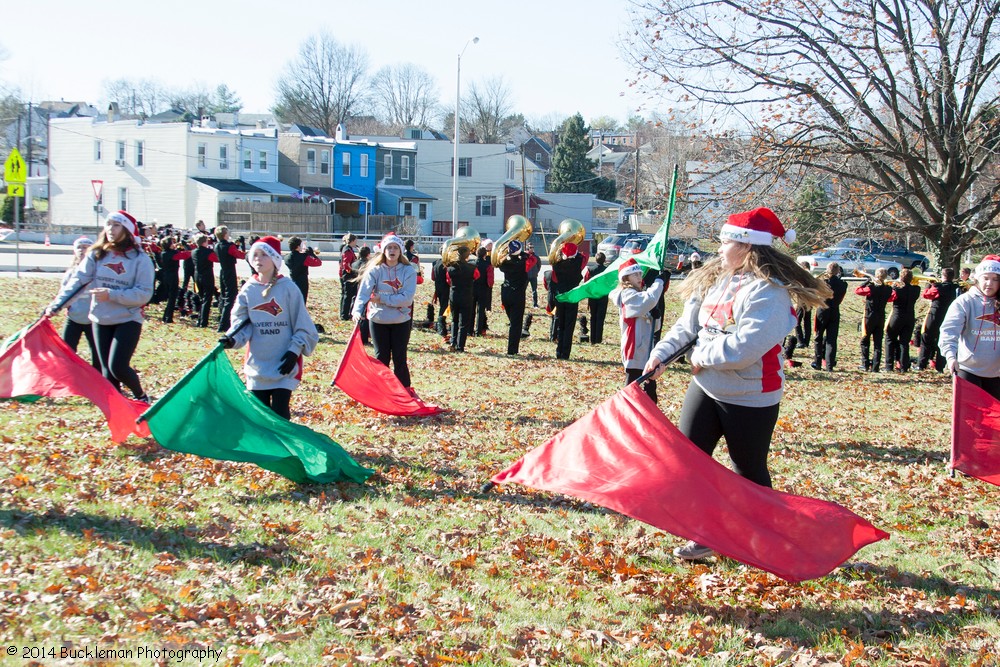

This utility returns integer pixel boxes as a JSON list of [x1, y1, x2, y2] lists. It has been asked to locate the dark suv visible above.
[[834, 238, 930, 272]]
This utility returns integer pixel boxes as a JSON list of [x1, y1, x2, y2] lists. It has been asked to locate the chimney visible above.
[[107, 102, 120, 123], [335, 123, 348, 141]]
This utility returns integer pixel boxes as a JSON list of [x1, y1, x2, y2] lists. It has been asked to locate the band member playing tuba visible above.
[[498, 240, 537, 355], [551, 239, 587, 360]]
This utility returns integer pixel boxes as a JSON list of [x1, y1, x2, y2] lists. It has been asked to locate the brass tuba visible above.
[[547, 218, 586, 264], [491, 215, 533, 267], [441, 224, 481, 266]]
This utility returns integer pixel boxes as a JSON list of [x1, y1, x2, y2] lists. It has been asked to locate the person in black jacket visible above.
[[885, 268, 922, 372], [499, 241, 536, 355], [158, 237, 192, 324], [214, 226, 246, 332], [551, 242, 586, 360], [430, 251, 450, 340], [446, 246, 478, 352], [811, 262, 848, 371], [587, 252, 610, 343], [285, 236, 323, 304], [854, 267, 896, 372], [526, 243, 541, 307], [473, 246, 493, 335], [191, 234, 218, 328], [917, 268, 960, 372]]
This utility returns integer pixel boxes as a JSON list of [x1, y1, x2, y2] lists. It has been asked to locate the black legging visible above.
[[813, 309, 840, 370], [860, 316, 886, 371], [589, 296, 608, 344], [217, 269, 238, 332], [625, 367, 657, 402], [94, 320, 145, 398], [450, 302, 472, 351], [677, 381, 780, 488], [252, 388, 292, 420], [957, 370, 1000, 401], [161, 278, 179, 323], [370, 320, 412, 387], [885, 313, 916, 372], [501, 286, 526, 355], [62, 319, 101, 371], [341, 279, 358, 320], [195, 279, 214, 328], [554, 301, 579, 359]]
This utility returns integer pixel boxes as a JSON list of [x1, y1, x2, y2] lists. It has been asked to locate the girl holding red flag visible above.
[[939, 255, 1000, 399], [351, 234, 418, 389], [46, 210, 155, 402], [219, 236, 319, 420], [643, 208, 831, 561]]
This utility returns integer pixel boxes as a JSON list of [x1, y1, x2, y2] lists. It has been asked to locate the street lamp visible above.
[[452, 36, 479, 230]]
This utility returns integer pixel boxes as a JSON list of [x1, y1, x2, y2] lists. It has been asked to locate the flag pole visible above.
[[949, 373, 958, 478], [659, 164, 680, 271]]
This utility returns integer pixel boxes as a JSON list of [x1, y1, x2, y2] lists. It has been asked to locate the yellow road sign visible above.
[[7, 183, 25, 197], [4, 148, 26, 184]]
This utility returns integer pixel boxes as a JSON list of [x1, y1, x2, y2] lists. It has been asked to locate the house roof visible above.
[[191, 178, 269, 194], [251, 181, 301, 197], [378, 186, 437, 201], [301, 187, 368, 202]]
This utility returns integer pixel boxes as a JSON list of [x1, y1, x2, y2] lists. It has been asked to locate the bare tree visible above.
[[370, 63, 440, 130], [624, 0, 1000, 268], [100, 78, 170, 116], [460, 76, 521, 143], [273, 32, 370, 136]]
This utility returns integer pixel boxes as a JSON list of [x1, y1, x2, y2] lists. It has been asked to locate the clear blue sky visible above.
[[2, 0, 655, 129]]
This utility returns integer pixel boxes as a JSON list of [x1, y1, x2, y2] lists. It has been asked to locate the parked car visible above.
[[833, 238, 930, 272], [796, 248, 902, 279], [596, 233, 648, 262], [620, 236, 708, 272]]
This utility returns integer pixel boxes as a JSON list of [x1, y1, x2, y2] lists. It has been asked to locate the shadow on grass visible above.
[[0, 508, 299, 568], [794, 439, 947, 465]]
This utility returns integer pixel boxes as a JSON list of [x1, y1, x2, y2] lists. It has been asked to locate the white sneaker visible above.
[[674, 540, 714, 560]]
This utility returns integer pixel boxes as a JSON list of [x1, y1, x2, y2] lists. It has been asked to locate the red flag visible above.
[[492, 383, 888, 582], [332, 325, 445, 417], [951, 375, 1000, 486], [0, 318, 150, 442]]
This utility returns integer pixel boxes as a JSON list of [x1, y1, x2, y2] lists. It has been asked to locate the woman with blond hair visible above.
[[643, 208, 831, 561]]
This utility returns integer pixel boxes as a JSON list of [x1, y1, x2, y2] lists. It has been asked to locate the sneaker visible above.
[[810, 362, 822, 370], [135, 394, 152, 405], [674, 541, 714, 560]]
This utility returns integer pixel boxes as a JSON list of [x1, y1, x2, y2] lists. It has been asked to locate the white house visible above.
[[47, 114, 294, 230]]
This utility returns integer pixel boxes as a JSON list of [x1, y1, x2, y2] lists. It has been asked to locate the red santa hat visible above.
[[250, 236, 283, 273], [719, 207, 795, 246], [618, 257, 643, 279], [975, 255, 1000, 278], [561, 242, 578, 258], [106, 210, 139, 240]]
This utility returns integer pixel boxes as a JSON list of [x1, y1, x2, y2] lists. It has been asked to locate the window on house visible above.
[[384, 154, 392, 179], [360, 153, 368, 177], [219, 145, 229, 170], [118, 187, 128, 211], [307, 149, 317, 174], [452, 157, 472, 177], [94, 140, 102, 162], [135, 140, 144, 167], [401, 155, 410, 180], [197, 143, 207, 168], [535, 152, 542, 163], [418, 203, 427, 220], [507, 159, 515, 180], [321, 150, 330, 175], [476, 195, 496, 216], [117, 141, 126, 161], [258, 150, 268, 171], [244, 149, 252, 171], [342, 152, 351, 177], [402, 202, 413, 217]]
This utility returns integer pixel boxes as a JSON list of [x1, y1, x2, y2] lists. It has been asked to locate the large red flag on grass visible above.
[[951, 375, 1000, 486], [332, 325, 445, 417], [491, 383, 888, 582], [0, 318, 150, 442]]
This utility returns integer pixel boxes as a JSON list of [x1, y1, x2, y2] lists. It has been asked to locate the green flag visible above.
[[140, 346, 373, 485]]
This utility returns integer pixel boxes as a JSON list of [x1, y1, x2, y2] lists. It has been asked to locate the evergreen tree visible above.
[[792, 177, 831, 252], [549, 114, 599, 194], [1, 196, 25, 224]]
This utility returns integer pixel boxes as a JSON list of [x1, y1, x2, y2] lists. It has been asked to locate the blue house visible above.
[[332, 125, 377, 215]]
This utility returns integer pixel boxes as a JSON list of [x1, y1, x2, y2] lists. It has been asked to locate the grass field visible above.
[[0, 275, 997, 666]]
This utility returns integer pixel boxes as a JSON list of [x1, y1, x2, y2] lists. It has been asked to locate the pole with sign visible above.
[[92, 179, 103, 233], [4, 148, 27, 278]]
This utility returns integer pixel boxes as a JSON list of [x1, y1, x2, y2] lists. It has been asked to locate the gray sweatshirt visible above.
[[611, 278, 666, 370], [647, 275, 796, 408], [226, 276, 319, 391], [938, 286, 1000, 378], [60, 264, 93, 325], [351, 262, 418, 325], [50, 248, 154, 325]]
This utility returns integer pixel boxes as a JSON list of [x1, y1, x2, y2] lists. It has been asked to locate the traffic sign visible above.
[[4, 148, 26, 184], [91, 179, 104, 201], [7, 183, 24, 197]]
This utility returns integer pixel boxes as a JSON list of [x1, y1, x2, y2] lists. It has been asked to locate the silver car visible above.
[[796, 248, 902, 279]]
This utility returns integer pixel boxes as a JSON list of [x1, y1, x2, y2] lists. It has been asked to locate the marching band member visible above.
[[854, 268, 896, 372], [917, 268, 960, 372]]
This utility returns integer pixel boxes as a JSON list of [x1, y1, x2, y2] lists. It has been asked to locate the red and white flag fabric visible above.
[[951, 375, 1000, 486], [491, 383, 888, 582], [332, 324, 445, 417], [0, 318, 150, 442]]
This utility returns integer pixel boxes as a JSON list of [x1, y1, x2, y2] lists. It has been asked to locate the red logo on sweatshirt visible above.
[[252, 298, 283, 317], [383, 277, 403, 290], [976, 311, 1000, 326], [105, 261, 126, 275]]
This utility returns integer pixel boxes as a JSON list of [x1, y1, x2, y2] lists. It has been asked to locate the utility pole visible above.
[[633, 132, 640, 212], [520, 141, 528, 217]]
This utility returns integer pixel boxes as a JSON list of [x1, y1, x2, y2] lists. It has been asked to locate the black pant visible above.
[[161, 278, 179, 323], [217, 269, 238, 332], [918, 316, 945, 371], [94, 320, 144, 398], [252, 388, 292, 420], [589, 297, 608, 344], [195, 279, 214, 327], [795, 307, 812, 347], [860, 317, 885, 371], [813, 309, 840, 369], [450, 301, 472, 351], [957, 370, 1000, 401], [370, 320, 412, 387], [885, 313, 916, 372], [435, 291, 450, 337], [554, 301, 578, 359], [293, 277, 309, 305], [625, 367, 657, 402], [501, 286, 526, 355], [341, 278, 358, 320], [677, 381, 779, 488], [474, 296, 489, 334], [62, 319, 101, 371], [529, 276, 539, 306]]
